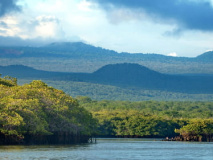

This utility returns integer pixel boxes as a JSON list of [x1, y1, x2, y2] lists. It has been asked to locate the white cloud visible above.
[[18, 0, 102, 41], [78, 0, 93, 12], [0, 14, 65, 40], [0, 0, 213, 57], [167, 52, 178, 57], [34, 15, 62, 38], [205, 49, 213, 52], [0, 16, 21, 37]]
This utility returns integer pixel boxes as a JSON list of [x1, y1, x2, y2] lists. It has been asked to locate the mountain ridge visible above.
[[1, 63, 213, 94], [0, 41, 212, 59], [0, 42, 213, 74]]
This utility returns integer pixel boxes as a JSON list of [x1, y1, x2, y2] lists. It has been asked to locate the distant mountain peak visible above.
[[197, 51, 213, 57], [93, 63, 161, 78], [42, 41, 118, 56], [0, 65, 39, 72], [46, 41, 88, 47], [196, 51, 213, 62]]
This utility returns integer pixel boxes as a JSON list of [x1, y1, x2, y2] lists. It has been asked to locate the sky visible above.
[[1, 0, 213, 57]]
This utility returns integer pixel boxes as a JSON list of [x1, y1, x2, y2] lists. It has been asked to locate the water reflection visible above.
[[0, 138, 212, 160]]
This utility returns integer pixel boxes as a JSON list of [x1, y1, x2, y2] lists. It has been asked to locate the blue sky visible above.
[[1, 0, 213, 57]]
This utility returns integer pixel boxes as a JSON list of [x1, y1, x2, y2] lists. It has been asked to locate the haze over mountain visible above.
[[0, 42, 213, 74], [1, 42, 212, 60]]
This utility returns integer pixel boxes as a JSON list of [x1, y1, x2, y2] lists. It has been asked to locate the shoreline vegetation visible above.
[[0, 76, 97, 145], [0, 76, 213, 144], [77, 96, 213, 142]]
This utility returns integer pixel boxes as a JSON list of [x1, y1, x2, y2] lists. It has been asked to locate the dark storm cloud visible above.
[[0, 0, 21, 17], [91, 0, 213, 31]]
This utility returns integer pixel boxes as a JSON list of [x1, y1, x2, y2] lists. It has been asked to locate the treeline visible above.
[[77, 97, 213, 141], [1, 74, 213, 144], [0, 77, 97, 145]]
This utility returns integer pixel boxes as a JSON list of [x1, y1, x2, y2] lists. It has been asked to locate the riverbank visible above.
[[0, 133, 92, 145], [163, 136, 213, 142]]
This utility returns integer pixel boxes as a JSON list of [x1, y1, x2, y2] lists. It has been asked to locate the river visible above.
[[0, 138, 212, 160]]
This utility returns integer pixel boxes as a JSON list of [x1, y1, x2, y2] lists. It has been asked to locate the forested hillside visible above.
[[1, 42, 213, 74], [1, 75, 213, 142], [0, 76, 97, 145], [1, 63, 213, 93], [1, 63, 213, 101]]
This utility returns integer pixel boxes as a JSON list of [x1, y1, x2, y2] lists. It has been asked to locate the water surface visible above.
[[0, 138, 212, 160]]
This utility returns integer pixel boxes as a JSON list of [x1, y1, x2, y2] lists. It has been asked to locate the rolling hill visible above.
[[195, 51, 213, 62], [0, 42, 213, 74], [1, 63, 213, 95]]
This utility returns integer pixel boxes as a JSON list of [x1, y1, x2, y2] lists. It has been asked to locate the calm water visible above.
[[0, 138, 212, 160]]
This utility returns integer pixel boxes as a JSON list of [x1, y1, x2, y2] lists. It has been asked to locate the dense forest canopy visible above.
[[77, 96, 213, 141], [0, 76, 97, 144], [0, 75, 213, 143]]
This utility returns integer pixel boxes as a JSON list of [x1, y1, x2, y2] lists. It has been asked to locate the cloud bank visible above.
[[0, 0, 21, 17], [0, 0, 212, 57], [90, 0, 213, 31]]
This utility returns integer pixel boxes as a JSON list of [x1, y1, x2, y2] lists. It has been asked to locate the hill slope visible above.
[[89, 63, 213, 93], [195, 51, 213, 62], [1, 63, 213, 94], [1, 42, 213, 74]]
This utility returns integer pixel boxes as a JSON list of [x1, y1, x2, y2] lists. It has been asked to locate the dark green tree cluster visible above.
[[77, 98, 213, 118], [0, 78, 97, 144], [77, 97, 213, 141], [90, 110, 185, 138], [175, 119, 213, 141], [0, 74, 17, 87]]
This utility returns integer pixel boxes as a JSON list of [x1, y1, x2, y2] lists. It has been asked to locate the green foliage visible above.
[[78, 99, 213, 119], [1, 75, 213, 141], [0, 76, 17, 86], [91, 110, 184, 137], [0, 79, 97, 143], [78, 98, 213, 138], [175, 119, 213, 138]]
